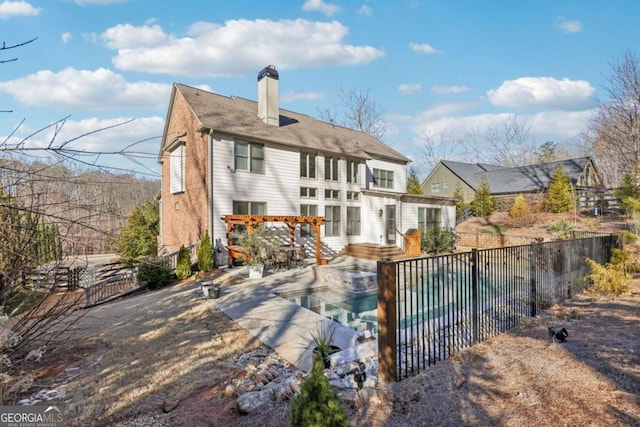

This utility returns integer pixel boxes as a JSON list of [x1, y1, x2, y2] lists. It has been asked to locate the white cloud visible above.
[[398, 83, 422, 95], [0, 1, 39, 19], [357, 5, 373, 16], [302, 0, 340, 16], [487, 77, 594, 109], [555, 16, 583, 33], [61, 32, 72, 44], [0, 67, 171, 110], [102, 19, 384, 77], [409, 42, 440, 54], [529, 109, 594, 141], [101, 23, 169, 49], [432, 85, 470, 94], [280, 90, 325, 102], [408, 109, 593, 152]]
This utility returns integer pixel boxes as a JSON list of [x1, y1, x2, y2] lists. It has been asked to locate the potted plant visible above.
[[235, 226, 272, 279]]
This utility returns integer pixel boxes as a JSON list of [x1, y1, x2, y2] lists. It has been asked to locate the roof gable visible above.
[[161, 83, 409, 163], [433, 157, 598, 194]]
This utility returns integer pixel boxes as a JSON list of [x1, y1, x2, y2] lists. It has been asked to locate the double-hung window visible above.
[[234, 140, 264, 173], [169, 143, 185, 194], [300, 152, 317, 179], [233, 201, 266, 215], [324, 156, 339, 181], [418, 207, 442, 234], [373, 168, 394, 189], [300, 204, 318, 237], [346, 207, 361, 236], [325, 206, 340, 236], [346, 160, 359, 184]]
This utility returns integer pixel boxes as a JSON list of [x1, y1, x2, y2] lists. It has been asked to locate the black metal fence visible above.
[[376, 234, 618, 381]]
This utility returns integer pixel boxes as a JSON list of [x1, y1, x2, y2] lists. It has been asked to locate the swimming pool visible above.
[[283, 288, 378, 335]]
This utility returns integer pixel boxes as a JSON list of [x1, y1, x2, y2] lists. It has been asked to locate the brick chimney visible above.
[[257, 65, 279, 126]]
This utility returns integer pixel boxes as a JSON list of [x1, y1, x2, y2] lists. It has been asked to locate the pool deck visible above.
[[207, 256, 378, 372]]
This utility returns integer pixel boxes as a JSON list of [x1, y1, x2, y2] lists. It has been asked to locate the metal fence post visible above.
[[377, 260, 397, 382], [529, 243, 537, 317], [471, 249, 479, 345]]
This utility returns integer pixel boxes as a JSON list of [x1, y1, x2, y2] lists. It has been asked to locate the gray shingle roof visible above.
[[166, 83, 409, 163], [442, 157, 594, 194]]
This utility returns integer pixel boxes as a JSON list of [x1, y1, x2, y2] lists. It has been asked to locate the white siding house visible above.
[[158, 65, 455, 260]]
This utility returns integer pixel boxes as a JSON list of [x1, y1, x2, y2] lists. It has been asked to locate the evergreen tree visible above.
[[470, 176, 495, 217], [290, 353, 349, 427], [545, 166, 574, 213], [197, 230, 214, 272], [406, 167, 423, 195], [613, 172, 640, 214], [118, 200, 159, 262], [175, 245, 192, 280], [452, 181, 467, 219]]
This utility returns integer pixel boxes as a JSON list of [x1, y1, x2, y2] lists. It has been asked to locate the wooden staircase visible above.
[[340, 243, 407, 261]]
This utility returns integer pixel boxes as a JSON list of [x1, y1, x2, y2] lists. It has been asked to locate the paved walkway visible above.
[[207, 256, 377, 371]]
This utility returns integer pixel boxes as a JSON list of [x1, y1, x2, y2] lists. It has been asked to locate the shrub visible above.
[[547, 219, 574, 240], [290, 353, 348, 427], [197, 230, 214, 272], [618, 229, 638, 244], [508, 195, 536, 227], [137, 257, 174, 290], [584, 255, 631, 296], [421, 227, 457, 254], [175, 245, 192, 280]]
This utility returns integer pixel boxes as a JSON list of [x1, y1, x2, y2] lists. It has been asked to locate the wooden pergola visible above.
[[221, 215, 326, 266]]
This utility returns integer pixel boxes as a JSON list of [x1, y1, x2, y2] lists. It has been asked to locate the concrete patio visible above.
[[206, 256, 378, 372]]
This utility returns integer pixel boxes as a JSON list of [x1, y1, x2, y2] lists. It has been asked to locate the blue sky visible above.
[[1, 0, 638, 178]]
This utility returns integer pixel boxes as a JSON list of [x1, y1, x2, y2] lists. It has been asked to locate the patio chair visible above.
[[274, 249, 289, 270], [292, 245, 306, 269]]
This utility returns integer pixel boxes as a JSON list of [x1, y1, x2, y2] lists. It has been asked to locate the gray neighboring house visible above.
[[420, 157, 604, 208]]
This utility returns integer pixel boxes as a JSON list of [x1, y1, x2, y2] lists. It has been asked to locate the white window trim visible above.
[[169, 142, 185, 194]]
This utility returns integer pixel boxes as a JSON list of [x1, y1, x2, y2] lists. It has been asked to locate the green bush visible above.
[[197, 230, 214, 272], [547, 219, 574, 240], [584, 255, 631, 296], [137, 257, 174, 290], [290, 353, 348, 427], [617, 229, 638, 244], [175, 245, 192, 280], [421, 227, 457, 254], [509, 195, 536, 227]]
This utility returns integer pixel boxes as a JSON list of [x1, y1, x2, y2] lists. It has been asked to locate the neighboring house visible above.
[[421, 157, 603, 208], [158, 65, 455, 260]]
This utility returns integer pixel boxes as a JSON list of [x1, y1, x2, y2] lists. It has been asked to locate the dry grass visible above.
[[23, 211, 640, 426]]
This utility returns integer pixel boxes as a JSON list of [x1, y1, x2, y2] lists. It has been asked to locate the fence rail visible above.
[[377, 234, 618, 382]]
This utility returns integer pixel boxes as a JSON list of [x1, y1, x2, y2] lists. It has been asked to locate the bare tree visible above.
[[318, 87, 387, 140], [420, 129, 473, 172], [485, 115, 536, 167], [586, 50, 640, 187], [0, 39, 160, 402]]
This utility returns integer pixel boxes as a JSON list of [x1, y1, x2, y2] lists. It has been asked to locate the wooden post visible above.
[[314, 223, 321, 265], [377, 260, 397, 382], [226, 223, 234, 267]]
